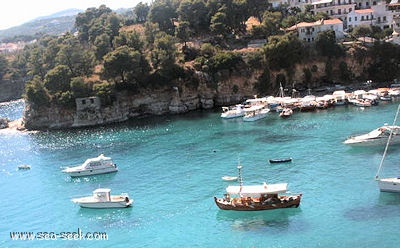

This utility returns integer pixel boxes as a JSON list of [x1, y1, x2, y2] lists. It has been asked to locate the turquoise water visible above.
[[2, 100, 400, 247]]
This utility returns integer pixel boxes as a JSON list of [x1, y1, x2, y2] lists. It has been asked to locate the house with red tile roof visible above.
[[286, 19, 344, 42]]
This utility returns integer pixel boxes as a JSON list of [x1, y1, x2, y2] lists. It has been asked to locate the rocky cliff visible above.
[[21, 55, 368, 130]]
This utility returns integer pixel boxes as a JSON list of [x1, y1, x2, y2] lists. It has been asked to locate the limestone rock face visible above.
[[22, 68, 263, 130]]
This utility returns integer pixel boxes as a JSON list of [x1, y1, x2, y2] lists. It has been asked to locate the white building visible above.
[[347, 2, 393, 29], [287, 19, 344, 42]]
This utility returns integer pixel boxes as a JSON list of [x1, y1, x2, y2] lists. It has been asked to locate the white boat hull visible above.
[[77, 200, 132, 208], [377, 178, 400, 192], [64, 167, 118, 177]]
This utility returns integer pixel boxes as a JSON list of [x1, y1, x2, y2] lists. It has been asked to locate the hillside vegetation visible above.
[[0, 1, 399, 111]]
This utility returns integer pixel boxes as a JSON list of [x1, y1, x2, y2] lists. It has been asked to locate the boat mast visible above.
[[376, 104, 400, 179], [237, 164, 243, 188]]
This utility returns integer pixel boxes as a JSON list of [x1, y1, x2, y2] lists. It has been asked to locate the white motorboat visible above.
[[220, 104, 245, 119], [343, 125, 400, 146], [72, 188, 133, 208], [279, 108, 293, 118], [243, 105, 270, 121], [62, 154, 118, 177], [376, 104, 400, 192]]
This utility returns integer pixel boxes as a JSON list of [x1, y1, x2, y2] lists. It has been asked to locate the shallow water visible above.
[[1, 100, 400, 247]]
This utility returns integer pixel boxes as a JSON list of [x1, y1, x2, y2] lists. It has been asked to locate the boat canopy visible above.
[[226, 183, 288, 197], [82, 154, 113, 168]]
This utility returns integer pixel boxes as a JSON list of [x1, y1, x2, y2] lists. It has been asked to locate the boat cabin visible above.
[[93, 188, 111, 202], [81, 154, 114, 169], [226, 183, 288, 198]]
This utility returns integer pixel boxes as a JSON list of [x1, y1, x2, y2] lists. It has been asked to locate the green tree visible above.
[[352, 26, 372, 43], [70, 77, 92, 98], [103, 45, 150, 86], [0, 54, 8, 80], [175, 21, 191, 47], [56, 38, 94, 77], [210, 10, 229, 36], [178, 0, 209, 33], [24, 76, 51, 107], [148, 0, 177, 35], [113, 31, 144, 51], [315, 30, 344, 58], [43, 65, 73, 94], [263, 34, 304, 71], [94, 33, 112, 60], [151, 33, 178, 72], [75, 5, 113, 43], [134, 2, 150, 23]]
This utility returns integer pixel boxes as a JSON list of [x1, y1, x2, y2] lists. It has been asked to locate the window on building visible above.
[[377, 17, 381, 22], [383, 16, 387, 22], [355, 17, 357, 21], [358, 3, 361, 7], [349, 17, 352, 22], [366, 2, 369, 6], [349, 8, 352, 12], [373, 1, 377, 5], [82, 100, 86, 105], [90, 98, 94, 104], [361, 16, 364, 21], [338, 9, 341, 15], [330, 10, 333, 15]]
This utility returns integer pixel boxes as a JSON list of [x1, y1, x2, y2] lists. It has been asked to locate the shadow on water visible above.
[[343, 193, 400, 222], [215, 208, 302, 233], [65, 172, 118, 184], [76, 206, 135, 228]]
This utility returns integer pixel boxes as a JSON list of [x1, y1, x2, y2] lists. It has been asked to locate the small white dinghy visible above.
[[222, 176, 238, 181]]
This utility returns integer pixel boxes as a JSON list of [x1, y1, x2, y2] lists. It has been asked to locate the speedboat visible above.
[[343, 125, 400, 146], [220, 104, 245, 119], [62, 154, 118, 177], [242, 105, 270, 121], [72, 188, 133, 208]]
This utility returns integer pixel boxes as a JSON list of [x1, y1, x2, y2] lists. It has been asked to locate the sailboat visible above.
[[375, 104, 400, 192], [214, 163, 302, 211]]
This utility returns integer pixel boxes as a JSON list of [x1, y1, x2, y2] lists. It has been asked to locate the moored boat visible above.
[[220, 104, 245, 119], [376, 104, 400, 192], [279, 108, 293, 118], [222, 176, 238, 181], [242, 105, 270, 121], [343, 125, 400, 146], [72, 188, 133, 208], [17, 164, 31, 170], [269, 158, 292, 164], [62, 154, 118, 177], [214, 165, 302, 211]]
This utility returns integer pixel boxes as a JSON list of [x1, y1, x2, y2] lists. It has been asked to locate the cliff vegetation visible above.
[[0, 1, 399, 129]]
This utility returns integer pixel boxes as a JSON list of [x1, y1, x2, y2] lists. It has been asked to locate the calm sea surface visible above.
[[2, 99, 400, 247]]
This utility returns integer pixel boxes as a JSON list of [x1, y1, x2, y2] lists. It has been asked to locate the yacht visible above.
[[344, 125, 400, 146], [62, 154, 118, 177]]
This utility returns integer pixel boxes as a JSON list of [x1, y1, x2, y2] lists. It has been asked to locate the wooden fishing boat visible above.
[[214, 165, 302, 211], [269, 158, 292, 164]]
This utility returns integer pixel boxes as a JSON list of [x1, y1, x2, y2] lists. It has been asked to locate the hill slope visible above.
[[0, 9, 81, 41]]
